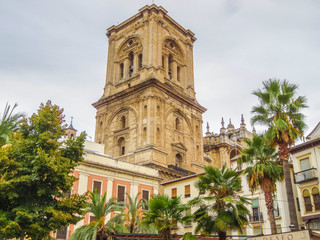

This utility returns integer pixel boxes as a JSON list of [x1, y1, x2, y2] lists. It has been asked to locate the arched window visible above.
[[230, 149, 240, 160], [175, 118, 181, 131], [157, 106, 161, 117], [118, 137, 125, 156], [120, 116, 126, 128], [128, 52, 133, 77], [143, 127, 147, 143], [303, 189, 312, 212], [143, 105, 147, 119], [175, 153, 183, 167], [312, 187, 320, 211], [156, 128, 161, 145]]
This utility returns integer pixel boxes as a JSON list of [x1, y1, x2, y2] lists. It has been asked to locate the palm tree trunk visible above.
[[161, 228, 171, 240], [218, 230, 226, 240], [20, 231, 24, 240], [264, 191, 276, 234], [280, 142, 299, 231]]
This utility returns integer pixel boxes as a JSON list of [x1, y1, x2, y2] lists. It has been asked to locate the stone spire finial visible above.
[[240, 114, 246, 129], [227, 118, 234, 131], [220, 117, 226, 135], [221, 117, 225, 128], [206, 122, 211, 137]]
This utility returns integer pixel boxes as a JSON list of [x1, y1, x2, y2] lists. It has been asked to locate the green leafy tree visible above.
[[0, 103, 24, 147], [251, 79, 307, 229], [143, 195, 190, 240], [192, 165, 249, 240], [239, 135, 284, 234], [0, 101, 87, 240], [69, 192, 124, 240]]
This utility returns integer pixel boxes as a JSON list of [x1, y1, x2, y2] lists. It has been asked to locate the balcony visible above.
[[294, 168, 318, 184], [249, 212, 263, 222]]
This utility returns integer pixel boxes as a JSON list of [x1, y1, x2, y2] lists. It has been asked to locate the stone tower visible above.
[[93, 5, 206, 181]]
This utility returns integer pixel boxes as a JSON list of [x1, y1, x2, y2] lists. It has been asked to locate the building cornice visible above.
[[93, 78, 206, 113], [290, 137, 320, 154], [79, 160, 161, 181]]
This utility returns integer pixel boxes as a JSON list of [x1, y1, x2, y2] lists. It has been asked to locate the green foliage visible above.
[[251, 79, 308, 146], [0, 103, 24, 147], [0, 100, 87, 240], [239, 135, 284, 193], [239, 135, 284, 234], [143, 195, 190, 240], [122, 193, 155, 233], [192, 165, 249, 240], [70, 191, 125, 240]]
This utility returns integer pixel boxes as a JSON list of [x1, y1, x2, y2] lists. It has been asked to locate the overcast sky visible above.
[[1, 0, 319, 141]]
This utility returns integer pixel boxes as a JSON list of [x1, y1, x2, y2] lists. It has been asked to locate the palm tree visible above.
[[251, 79, 307, 230], [69, 192, 124, 240], [143, 195, 189, 240], [239, 134, 284, 234], [192, 165, 249, 240], [123, 193, 148, 233], [0, 103, 24, 147]]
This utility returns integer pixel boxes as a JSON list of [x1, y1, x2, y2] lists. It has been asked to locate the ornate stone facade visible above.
[[203, 115, 253, 169], [93, 5, 206, 181]]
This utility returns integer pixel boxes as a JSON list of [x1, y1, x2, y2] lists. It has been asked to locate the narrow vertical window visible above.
[[142, 190, 150, 210], [93, 181, 102, 195], [117, 185, 125, 203], [175, 153, 182, 167], [121, 116, 126, 128], [118, 137, 125, 156], [185, 185, 190, 198], [171, 188, 177, 199], [120, 63, 124, 79], [129, 52, 133, 77], [303, 189, 312, 212], [177, 66, 180, 82], [313, 187, 320, 211]]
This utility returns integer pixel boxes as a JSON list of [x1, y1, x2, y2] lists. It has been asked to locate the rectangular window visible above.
[[56, 226, 67, 240], [142, 190, 149, 210], [185, 185, 190, 198], [172, 188, 177, 199], [251, 199, 261, 222], [93, 180, 102, 195], [296, 197, 301, 212], [117, 185, 125, 203]]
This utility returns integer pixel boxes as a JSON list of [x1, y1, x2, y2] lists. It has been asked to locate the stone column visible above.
[[106, 178, 114, 221], [172, 61, 177, 82], [123, 58, 129, 78], [164, 54, 169, 78], [133, 52, 139, 74]]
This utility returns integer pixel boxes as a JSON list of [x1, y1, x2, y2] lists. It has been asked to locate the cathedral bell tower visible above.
[[93, 5, 206, 181]]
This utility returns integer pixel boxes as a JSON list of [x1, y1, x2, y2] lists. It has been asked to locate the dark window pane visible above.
[[118, 185, 125, 202], [93, 181, 102, 195]]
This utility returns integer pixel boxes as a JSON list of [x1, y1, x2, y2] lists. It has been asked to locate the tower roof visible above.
[[106, 4, 196, 42]]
